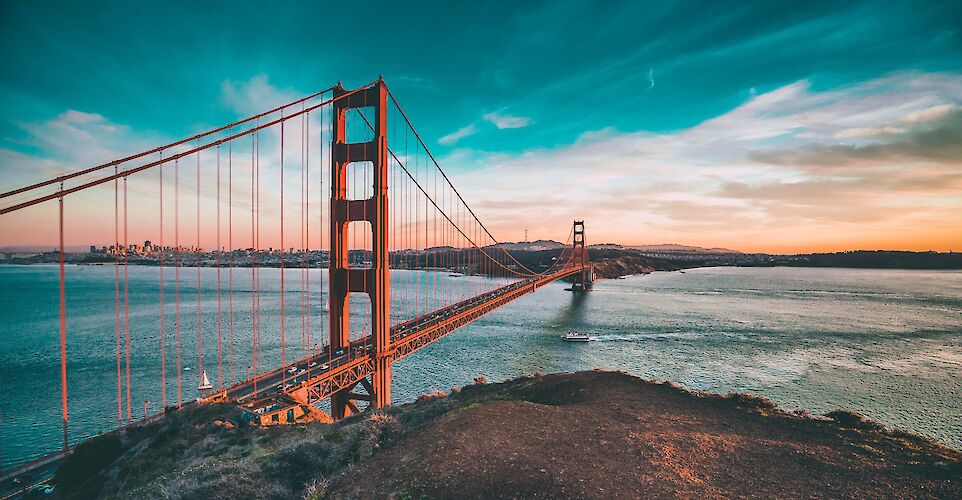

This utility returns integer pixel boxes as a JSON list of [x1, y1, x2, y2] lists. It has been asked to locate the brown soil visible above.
[[326, 371, 960, 499]]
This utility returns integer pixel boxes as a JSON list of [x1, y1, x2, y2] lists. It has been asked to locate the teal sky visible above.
[[2, 1, 961, 251]]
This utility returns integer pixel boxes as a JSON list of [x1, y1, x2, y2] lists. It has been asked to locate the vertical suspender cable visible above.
[[255, 129, 261, 381], [228, 134, 234, 385], [113, 169, 121, 425], [321, 102, 327, 367], [217, 146, 223, 389], [304, 109, 310, 358], [432, 162, 436, 311], [58, 187, 68, 449], [300, 113, 306, 356], [175, 159, 182, 408], [280, 120, 286, 372], [123, 175, 131, 423], [299, 111, 305, 357], [159, 155, 166, 408], [196, 150, 203, 384], [250, 132, 256, 386]]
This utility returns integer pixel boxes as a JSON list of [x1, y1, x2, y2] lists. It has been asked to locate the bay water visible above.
[[1, 265, 960, 469]]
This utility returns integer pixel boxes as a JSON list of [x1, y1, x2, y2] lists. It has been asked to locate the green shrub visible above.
[[825, 410, 885, 430], [54, 433, 124, 498]]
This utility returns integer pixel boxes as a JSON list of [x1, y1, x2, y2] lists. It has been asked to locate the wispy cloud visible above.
[[483, 111, 531, 129], [440, 111, 532, 146], [443, 72, 962, 252], [4, 71, 961, 252], [439, 123, 478, 145], [220, 74, 300, 116], [1, 75, 332, 248]]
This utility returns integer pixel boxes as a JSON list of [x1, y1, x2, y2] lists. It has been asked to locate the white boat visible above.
[[562, 331, 590, 342], [198, 370, 213, 391]]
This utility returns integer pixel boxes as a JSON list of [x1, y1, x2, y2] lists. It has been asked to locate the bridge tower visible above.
[[571, 220, 593, 291], [329, 79, 391, 419]]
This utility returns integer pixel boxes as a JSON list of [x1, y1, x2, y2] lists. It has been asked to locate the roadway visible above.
[[231, 265, 587, 405]]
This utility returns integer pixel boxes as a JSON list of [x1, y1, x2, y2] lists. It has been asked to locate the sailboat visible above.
[[198, 370, 213, 391]]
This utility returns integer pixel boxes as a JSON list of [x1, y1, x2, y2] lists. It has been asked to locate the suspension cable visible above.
[[0, 86, 340, 200], [384, 85, 547, 276], [0, 81, 378, 215], [351, 109, 543, 278]]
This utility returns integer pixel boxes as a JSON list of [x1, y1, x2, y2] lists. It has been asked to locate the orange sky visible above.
[[2, 74, 961, 254]]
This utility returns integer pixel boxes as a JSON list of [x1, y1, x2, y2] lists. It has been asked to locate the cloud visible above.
[[833, 126, 904, 138], [390, 74, 442, 91], [482, 111, 531, 129], [220, 74, 300, 116], [749, 108, 962, 167], [439, 111, 531, 147], [440, 72, 962, 252], [903, 103, 958, 124], [4, 71, 961, 253], [439, 123, 478, 145], [1, 75, 335, 249], [17, 110, 140, 167]]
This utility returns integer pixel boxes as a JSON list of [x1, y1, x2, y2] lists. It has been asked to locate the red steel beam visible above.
[[244, 265, 586, 406]]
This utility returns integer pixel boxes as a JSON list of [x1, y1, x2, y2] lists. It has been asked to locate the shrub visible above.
[[303, 477, 331, 500], [367, 412, 399, 425], [54, 432, 124, 498], [825, 410, 885, 430], [417, 389, 448, 402], [723, 392, 778, 410]]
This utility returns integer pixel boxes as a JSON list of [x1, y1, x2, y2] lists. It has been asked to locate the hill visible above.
[[51, 371, 960, 499], [763, 250, 962, 269], [629, 243, 742, 254], [495, 240, 567, 251]]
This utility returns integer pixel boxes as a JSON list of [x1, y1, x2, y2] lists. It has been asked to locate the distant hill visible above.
[[765, 250, 962, 269], [634, 244, 741, 254], [588, 243, 742, 254], [496, 239, 567, 251]]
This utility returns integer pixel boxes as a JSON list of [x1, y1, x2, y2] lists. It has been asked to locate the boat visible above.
[[562, 331, 590, 342], [198, 370, 213, 391]]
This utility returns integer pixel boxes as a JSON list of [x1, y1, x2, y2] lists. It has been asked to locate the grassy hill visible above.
[[52, 371, 960, 499]]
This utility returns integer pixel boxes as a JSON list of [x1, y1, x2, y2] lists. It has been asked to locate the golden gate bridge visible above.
[[0, 78, 592, 478]]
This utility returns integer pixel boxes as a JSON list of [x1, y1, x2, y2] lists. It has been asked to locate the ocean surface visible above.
[[1, 264, 960, 469]]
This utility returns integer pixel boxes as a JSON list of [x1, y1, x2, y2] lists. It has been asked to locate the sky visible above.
[[1, 0, 961, 253]]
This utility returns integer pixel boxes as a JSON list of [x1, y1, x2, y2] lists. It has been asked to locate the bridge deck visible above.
[[218, 265, 588, 408]]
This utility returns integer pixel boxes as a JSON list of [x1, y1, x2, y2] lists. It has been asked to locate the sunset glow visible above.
[[2, 2, 960, 253]]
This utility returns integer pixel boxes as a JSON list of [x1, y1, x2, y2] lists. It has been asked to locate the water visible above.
[[1, 265, 960, 468]]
